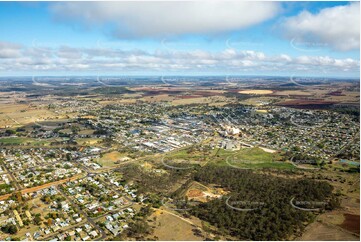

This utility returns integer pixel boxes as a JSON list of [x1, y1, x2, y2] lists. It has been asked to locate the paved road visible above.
[[0, 174, 84, 201], [41, 221, 86, 241], [0, 160, 21, 190], [56, 186, 107, 240]]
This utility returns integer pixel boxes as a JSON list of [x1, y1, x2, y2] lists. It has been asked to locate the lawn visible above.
[[0, 137, 33, 144], [211, 147, 294, 169]]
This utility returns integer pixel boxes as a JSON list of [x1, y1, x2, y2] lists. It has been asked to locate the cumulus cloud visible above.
[[0, 42, 359, 76], [281, 2, 360, 51], [50, 1, 280, 38], [0, 42, 22, 58]]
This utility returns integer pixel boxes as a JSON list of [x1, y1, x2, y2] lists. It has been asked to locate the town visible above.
[[0, 76, 359, 240]]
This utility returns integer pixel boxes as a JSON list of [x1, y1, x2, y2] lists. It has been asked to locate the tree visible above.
[[126, 220, 152, 238], [5, 129, 16, 135], [1, 224, 18, 234], [34, 215, 42, 225]]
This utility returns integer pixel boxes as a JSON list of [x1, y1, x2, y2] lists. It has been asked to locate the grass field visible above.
[[98, 151, 128, 168], [0, 137, 51, 146], [75, 138, 102, 145], [210, 147, 294, 169], [163, 146, 293, 170]]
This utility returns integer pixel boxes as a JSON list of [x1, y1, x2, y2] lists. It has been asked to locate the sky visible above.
[[0, 1, 359, 77]]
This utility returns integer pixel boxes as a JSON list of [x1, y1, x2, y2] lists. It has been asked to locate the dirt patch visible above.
[[147, 209, 204, 241], [340, 214, 360, 235], [187, 189, 204, 198]]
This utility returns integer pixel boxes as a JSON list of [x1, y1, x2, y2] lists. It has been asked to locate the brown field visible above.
[[273, 90, 312, 96], [240, 96, 279, 106], [75, 138, 102, 145], [78, 129, 94, 135], [147, 209, 204, 241], [0, 104, 55, 128], [298, 221, 359, 241], [171, 96, 234, 106], [98, 151, 127, 168], [324, 91, 360, 104], [238, 90, 273, 95], [276, 99, 337, 109], [141, 94, 176, 102], [340, 214, 360, 235], [98, 99, 137, 105]]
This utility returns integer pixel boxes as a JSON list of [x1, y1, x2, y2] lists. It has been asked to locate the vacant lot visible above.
[[99, 151, 128, 168], [147, 209, 204, 241], [0, 104, 55, 128]]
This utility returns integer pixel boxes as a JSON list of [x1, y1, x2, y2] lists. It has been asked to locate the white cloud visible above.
[[0, 42, 22, 58], [0, 42, 359, 76], [281, 2, 360, 51], [50, 1, 280, 38]]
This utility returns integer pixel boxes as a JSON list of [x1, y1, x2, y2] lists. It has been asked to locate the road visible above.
[[0, 174, 84, 201], [0, 160, 22, 190], [56, 186, 107, 240], [41, 221, 87, 241]]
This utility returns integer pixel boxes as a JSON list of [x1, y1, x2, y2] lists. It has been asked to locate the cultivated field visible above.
[[238, 90, 273, 95]]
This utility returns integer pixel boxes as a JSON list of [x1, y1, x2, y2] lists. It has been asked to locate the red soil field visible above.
[[340, 213, 360, 235]]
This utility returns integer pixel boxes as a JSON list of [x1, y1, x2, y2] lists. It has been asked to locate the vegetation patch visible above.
[[189, 166, 340, 241]]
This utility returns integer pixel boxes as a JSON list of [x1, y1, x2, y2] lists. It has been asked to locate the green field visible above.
[[211, 147, 294, 169], [0, 137, 51, 146], [167, 149, 205, 160], [165, 146, 294, 170]]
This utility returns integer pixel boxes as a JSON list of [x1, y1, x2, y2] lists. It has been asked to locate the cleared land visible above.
[[238, 90, 273, 95], [147, 209, 204, 241], [98, 151, 128, 168]]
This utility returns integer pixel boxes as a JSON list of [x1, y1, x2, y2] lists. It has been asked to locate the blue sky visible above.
[[0, 1, 359, 77]]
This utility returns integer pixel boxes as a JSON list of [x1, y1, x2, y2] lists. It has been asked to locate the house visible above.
[[33, 232, 41, 240], [89, 231, 98, 238], [81, 236, 89, 241], [84, 224, 91, 231], [75, 217, 82, 223]]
